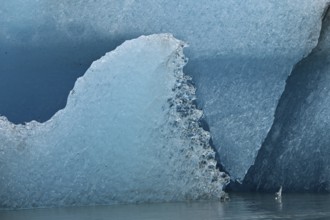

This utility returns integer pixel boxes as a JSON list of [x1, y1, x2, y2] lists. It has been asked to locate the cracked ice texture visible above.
[[1, 0, 329, 180], [0, 34, 228, 209]]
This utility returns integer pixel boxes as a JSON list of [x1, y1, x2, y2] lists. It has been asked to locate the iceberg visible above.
[[0, 34, 229, 209], [1, 1, 329, 182], [244, 7, 330, 192], [1, 0, 330, 189]]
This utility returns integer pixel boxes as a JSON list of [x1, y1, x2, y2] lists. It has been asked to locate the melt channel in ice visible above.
[[0, 34, 229, 209]]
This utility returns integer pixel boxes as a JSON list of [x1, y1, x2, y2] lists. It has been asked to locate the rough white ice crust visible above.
[[0, 34, 229, 209]]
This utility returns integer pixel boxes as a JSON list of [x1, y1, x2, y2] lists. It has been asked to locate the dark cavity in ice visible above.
[[0, 38, 127, 124]]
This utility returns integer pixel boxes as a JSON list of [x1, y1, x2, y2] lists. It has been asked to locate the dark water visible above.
[[1, 193, 329, 220]]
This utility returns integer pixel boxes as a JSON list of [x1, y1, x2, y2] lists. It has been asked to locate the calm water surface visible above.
[[1, 193, 330, 220]]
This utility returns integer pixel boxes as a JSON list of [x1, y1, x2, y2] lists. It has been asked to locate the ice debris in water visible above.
[[0, 34, 229, 209]]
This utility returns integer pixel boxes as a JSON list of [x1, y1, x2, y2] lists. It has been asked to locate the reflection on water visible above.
[[1, 193, 330, 220]]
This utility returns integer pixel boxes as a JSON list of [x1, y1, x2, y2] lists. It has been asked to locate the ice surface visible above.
[[1, 0, 330, 183], [0, 34, 229, 209], [244, 7, 330, 192]]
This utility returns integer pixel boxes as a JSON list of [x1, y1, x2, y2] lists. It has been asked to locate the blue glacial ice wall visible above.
[[243, 6, 330, 192], [1, 0, 329, 184], [0, 34, 229, 209]]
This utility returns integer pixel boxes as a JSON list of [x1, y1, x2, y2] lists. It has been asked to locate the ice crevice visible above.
[[0, 34, 132, 124], [0, 34, 229, 209]]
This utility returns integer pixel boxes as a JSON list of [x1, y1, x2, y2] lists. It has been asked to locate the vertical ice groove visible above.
[[0, 34, 228, 209]]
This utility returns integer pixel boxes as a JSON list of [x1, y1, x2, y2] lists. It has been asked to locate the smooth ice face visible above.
[[0, 34, 229, 209], [244, 8, 330, 192]]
